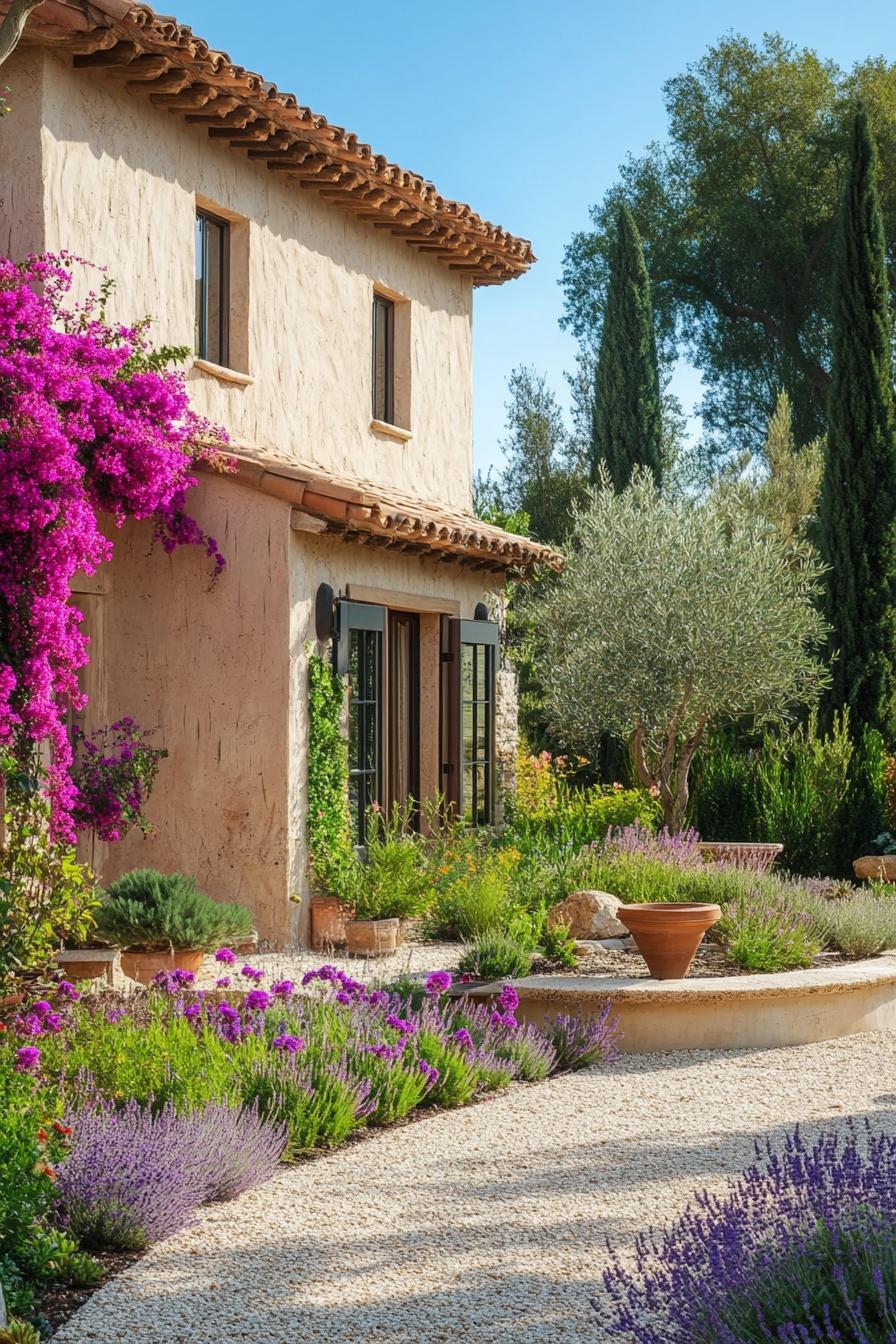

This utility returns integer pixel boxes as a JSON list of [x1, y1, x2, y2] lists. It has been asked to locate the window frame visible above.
[[195, 208, 231, 367], [442, 617, 499, 827], [337, 601, 385, 847], [371, 292, 395, 425]]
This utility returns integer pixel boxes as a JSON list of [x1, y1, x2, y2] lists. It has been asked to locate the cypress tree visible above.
[[590, 203, 663, 488], [819, 105, 896, 741]]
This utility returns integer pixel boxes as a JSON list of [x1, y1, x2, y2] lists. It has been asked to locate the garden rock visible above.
[[547, 890, 627, 939], [854, 855, 896, 882]]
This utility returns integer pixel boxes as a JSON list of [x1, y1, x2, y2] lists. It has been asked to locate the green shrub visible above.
[[508, 757, 659, 850], [540, 920, 578, 969], [457, 930, 535, 980], [717, 892, 826, 972], [94, 870, 252, 951], [802, 885, 896, 958], [351, 805, 433, 921], [425, 847, 524, 939]]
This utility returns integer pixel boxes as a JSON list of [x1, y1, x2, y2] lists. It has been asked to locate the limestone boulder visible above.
[[546, 890, 628, 940], [854, 855, 896, 883]]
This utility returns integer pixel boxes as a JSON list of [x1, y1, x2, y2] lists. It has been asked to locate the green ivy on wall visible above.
[[307, 653, 356, 901]]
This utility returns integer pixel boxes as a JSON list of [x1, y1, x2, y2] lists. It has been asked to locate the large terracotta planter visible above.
[[699, 842, 782, 873], [120, 948, 205, 985], [55, 947, 121, 985], [344, 918, 399, 958], [617, 902, 722, 980], [310, 896, 352, 949]]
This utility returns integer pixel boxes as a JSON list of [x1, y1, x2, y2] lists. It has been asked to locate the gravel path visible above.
[[53, 1032, 896, 1344], [195, 941, 459, 988]]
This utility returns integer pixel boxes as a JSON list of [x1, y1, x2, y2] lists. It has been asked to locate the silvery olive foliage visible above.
[[532, 468, 830, 831]]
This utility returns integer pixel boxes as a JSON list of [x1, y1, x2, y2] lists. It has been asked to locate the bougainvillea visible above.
[[70, 717, 168, 842], [0, 252, 231, 838]]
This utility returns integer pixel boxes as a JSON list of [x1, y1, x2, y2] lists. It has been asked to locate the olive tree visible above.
[[532, 469, 830, 832]]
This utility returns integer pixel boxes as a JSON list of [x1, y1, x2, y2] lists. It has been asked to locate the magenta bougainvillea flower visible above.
[[0, 253, 231, 838]]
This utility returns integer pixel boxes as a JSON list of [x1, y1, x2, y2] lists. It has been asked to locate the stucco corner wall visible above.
[[82, 474, 297, 946]]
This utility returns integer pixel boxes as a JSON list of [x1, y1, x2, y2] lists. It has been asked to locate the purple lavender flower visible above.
[[498, 984, 519, 1013], [272, 1033, 304, 1053], [418, 1059, 439, 1087], [490, 1010, 518, 1030], [366, 989, 390, 1008], [55, 1098, 287, 1251], [16, 1013, 45, 1037], [55, 980, 80, 1002], [215, 976, 231, 989], [385, 1013, 417, 1035], [31, 999, 53, 1017], [172, 968, 195, 986], [214, 947, 237, 965], [43, 1012, 63, 1033], [424, 971, 453, 996], [241, 964, 265, 982], [452, 1028, 474, 1049], [271, 979, 294, 997], [181, 1003, 202, 1023], [245, 989, 272, 1012], [598, 1123, 896, 1343], [15, 1045, 41, 1073]]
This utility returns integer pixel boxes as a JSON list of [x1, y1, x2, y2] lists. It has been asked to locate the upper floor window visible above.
[[195, 209, 230, 367], [371, 293, 395, 424]]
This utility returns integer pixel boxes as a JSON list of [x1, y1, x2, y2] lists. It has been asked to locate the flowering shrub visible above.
[[600, 1124, 896, 1343], [716, 894, 825, 972], [0, 253, 230, 839], [603, 821, 704, 868], [55, 1098, 287, 1250], [70, 718, 168, 842], [542, 1003, 621, 1070], [509, 749, 660, 847]]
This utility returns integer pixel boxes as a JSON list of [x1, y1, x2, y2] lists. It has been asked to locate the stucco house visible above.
[[1, 0, 562, 945]]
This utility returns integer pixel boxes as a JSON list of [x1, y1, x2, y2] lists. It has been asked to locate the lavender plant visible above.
[[599, 1124, 896, 1343], [541, 1003, 621, 1070]]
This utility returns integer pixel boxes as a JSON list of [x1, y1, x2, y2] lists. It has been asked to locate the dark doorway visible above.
[[387, 610, 420, 816]]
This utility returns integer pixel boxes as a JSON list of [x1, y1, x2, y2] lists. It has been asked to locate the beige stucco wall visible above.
[[1, 45, 475, 512], [81, 475, 503, 946]]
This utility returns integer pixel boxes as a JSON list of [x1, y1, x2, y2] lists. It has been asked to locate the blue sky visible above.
[[182, 0, 894, 476]]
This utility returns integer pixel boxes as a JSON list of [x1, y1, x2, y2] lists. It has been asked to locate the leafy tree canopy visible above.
[[531, 469, 830, 831], [561, 33, 896, 459]]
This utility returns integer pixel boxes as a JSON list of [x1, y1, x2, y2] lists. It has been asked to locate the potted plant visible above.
[[55, 938, 122, 986], [93, 869, 254, 984], [344, 809, 432, 957], [616, 902, 722, 980]]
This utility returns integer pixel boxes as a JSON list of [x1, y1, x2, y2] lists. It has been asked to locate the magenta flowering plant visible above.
[[70, 718, 168, 843], [0, 252, 231, 840]]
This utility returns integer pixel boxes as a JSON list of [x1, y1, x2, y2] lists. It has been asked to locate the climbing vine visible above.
[[0, 252, 231, 839], [307, 653, 355, 900]]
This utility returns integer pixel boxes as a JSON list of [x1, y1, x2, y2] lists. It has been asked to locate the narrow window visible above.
[[442, 618, 498, 826], [195, 209, 230, 366], [337, 602, 385, 845], [371, 293, 395, 423]]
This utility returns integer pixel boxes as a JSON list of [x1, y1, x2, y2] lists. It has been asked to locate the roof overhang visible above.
[[9, 1, 535, 285], [209, 452, 564, 579]]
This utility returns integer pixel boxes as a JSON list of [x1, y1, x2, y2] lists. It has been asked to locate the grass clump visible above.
[[458, 929, 535, 981]]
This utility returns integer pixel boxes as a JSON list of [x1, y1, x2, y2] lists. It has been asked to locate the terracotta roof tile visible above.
[[14, 0, 535, 284], [214, 451, 564, 577]]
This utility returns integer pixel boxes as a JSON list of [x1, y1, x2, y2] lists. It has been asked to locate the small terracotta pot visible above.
[[55, 947, 121, 984], [120, 947, 205, 985], [616, 902, 722, 980], [344, 918, 399, 958], [310, 896, 352, 949]]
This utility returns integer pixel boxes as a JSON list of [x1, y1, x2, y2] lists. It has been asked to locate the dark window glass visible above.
[[372, 293, 395, 423], [347, 627, 382, 845], [459, 640, 495, 826], [195, 210, 230, 366]]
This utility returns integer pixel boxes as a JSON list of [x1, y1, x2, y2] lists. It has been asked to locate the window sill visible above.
[[193, 358, 254, 387], [370, 418, 413, 442]]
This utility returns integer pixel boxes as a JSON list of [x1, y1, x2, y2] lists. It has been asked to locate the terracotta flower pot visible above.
[[344, 918, 399, 958], [699, 842, 783, 873], [120, 947, 205, 985], [616, 902, 722, 980], [310, 896, 352, 949], [55, 947, 121, 985]]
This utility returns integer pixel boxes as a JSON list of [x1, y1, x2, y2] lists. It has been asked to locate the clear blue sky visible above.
[[182, 0, 894, 476]]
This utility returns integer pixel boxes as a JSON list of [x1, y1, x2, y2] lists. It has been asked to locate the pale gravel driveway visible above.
[[53, 1032, 896, 1344]]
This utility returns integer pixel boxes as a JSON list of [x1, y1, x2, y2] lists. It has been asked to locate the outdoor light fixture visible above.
[[315, 583, 335, 641]]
